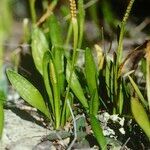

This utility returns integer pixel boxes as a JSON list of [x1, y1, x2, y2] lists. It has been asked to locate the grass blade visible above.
[[85, 47, 99, 115], [105, 58, 113, 100], [90, 114, 107, 149], [118, 83, 124, 114], [6, 69, 50, 118], [61, 92, 73, 127], [145, 41, 150, 110], [43, 51, 54, 111], [66, 61, 88, 109], [0, 102, 4, 138], [77, 0, 85, 48], [131, 97, 150, 139], [49, 54, 61, 129], [128, 75, 148, 108]]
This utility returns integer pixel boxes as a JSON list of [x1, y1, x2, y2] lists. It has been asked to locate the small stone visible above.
[[110, 114, 119, 122], [33, 141, 56, 150], [119, 128, 125, 135], [119, 117, 125, 126], [103, 127, 115, 136]]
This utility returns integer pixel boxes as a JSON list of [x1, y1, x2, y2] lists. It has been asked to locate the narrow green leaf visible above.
[[6, 69, 50, 118], [128, 75, 148, 108], [49, 54, 61, 129], [89, 90, 96, 115], [43, 51, 54, 110], [90, 114, 107, 149], [49, 14, 63, 46], [65, 92, 73, 122], [66, 62, 88, 109], [146, 56, 150, 111], [0, 102, 4, 138], [49, 14, 65, 94], [85, 47, 99, 115], [118, 84, 124, 114], [61, 92, 73, 127], [31, 27, 49, 75], [77, 0, 85, 48], [105, 58, 112, 99], [131, 97, 150, 139]]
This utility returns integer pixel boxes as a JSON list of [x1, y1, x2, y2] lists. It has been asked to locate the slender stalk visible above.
[[61, 0, 78, 126], [78, 0, 85, 48], [146, 42, 150, 111], [116, 0, 135, 64], [0, 103, 4, 138], [114, 0, 135, 114], [36, 0, 58, 26], [0, 41, 3, 79], [29, 0, 36, 23], [65, 22, 73, 48], [146, 63, 150, 111]]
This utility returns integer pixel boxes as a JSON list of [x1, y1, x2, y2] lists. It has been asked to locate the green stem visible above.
[[146, 59, 150, 111], [116, 0, 135, 64], [29, 0, 36, 23], [61, 18, 78, 126], [78, 0, 85, 48], [65, 22, 73, 47], [0, 41, 3, 80], [114, 0, 135, 114]]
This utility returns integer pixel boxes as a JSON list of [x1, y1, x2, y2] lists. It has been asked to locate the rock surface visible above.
[[0, 109, 51, 150]]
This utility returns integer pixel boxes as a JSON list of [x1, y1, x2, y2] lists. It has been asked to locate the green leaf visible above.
[[43, 51, 54, 110], [65, 92, 73, 125], [105, 58, 113, 100], [66, 62, 88, 109], [49, 14, 63, 46], [49, 53, 61, 129], [131, 97, 150, 139], [31, 27, 49, 75], [85, 47, 99, 115], [118, 84, 124, 114], [77, 0, 85, 48], [0, 102, 4, 138], [90, 114, 107, 149], [6, 69, 50, 118], [49, 14, 65, 94], [128, 75, 148, 108], [146, 56, 150, 111]]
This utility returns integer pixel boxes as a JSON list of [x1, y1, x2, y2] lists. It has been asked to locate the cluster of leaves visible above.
[[1, 0, 150, 149]]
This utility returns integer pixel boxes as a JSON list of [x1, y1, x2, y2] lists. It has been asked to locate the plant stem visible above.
[[65, 22, 73, 48], [116, 0, 135, 64], [146, 42, 150, 111], [114, 0, 135, 114], [61, 17, 78, 126], [61, 0, 78, 126], [147, 63, 150, 111], [29, 0, 36, 23]]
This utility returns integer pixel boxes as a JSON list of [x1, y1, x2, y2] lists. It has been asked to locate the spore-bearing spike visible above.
[[69, 0, 77, 18]]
